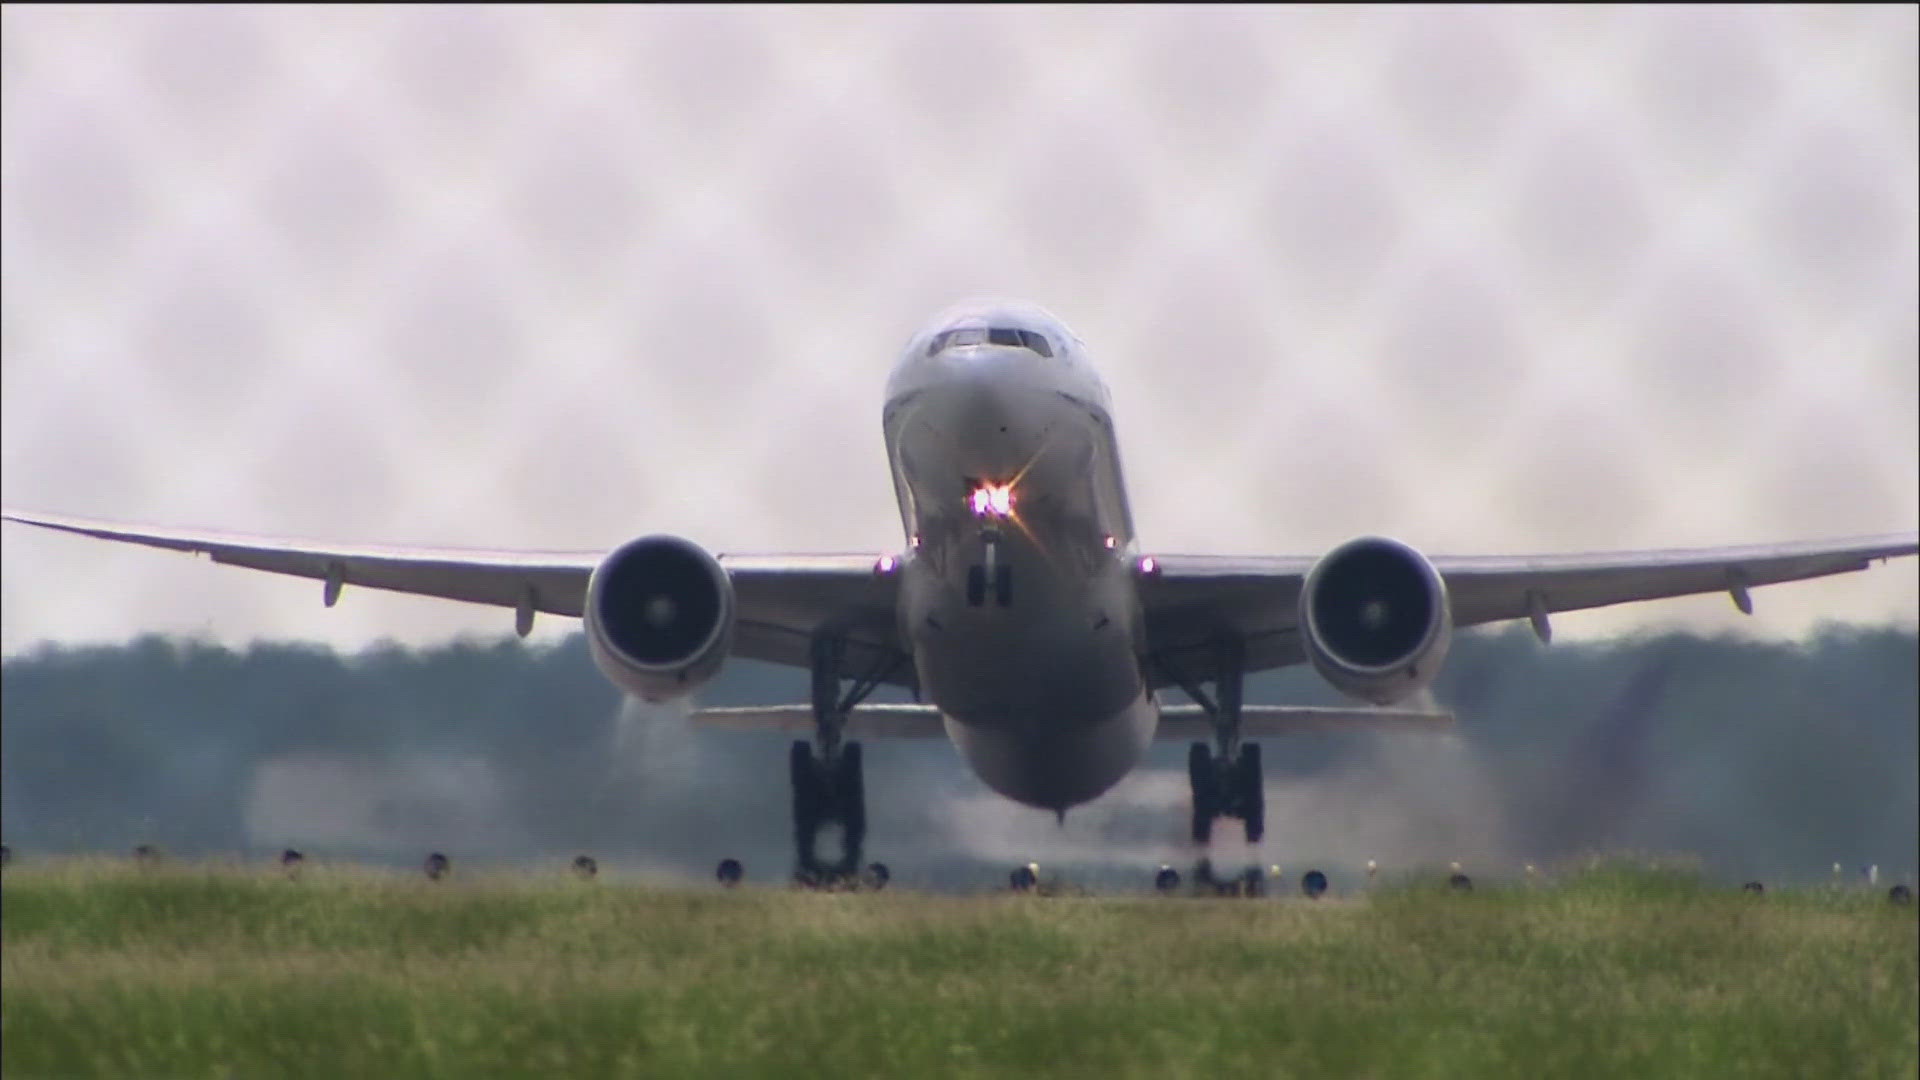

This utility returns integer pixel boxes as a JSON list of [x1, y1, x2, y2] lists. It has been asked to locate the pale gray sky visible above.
[[3, 5, 1916, 655]]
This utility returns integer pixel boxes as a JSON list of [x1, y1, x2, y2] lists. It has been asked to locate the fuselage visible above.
[[882, 301, 1157, 811]]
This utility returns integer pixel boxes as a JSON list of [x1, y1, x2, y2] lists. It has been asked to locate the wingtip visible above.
[[2, 509, 103, 535]]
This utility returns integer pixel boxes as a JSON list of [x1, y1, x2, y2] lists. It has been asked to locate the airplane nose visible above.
[[925, 350, 1027, 415], [891, 341, 1094, 487], [899, 353, 1050, 475]]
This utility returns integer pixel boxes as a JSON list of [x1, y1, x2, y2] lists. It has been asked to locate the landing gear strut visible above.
[[791, 634, 898, 884], [966, 528, 1013, 607], [1165, 636, 1263, 845]]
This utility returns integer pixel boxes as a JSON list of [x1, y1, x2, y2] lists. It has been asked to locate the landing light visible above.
[[1103, 535, 1116, 550], [969, 482, 1016, 519], [1138, 556, 1160, 576], [874, 554, 899, 576]]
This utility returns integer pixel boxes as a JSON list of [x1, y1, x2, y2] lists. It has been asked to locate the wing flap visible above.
[[692, 704, 948, 738], [1155, 703, 1455, 737], [691, 703, 1456, 739]]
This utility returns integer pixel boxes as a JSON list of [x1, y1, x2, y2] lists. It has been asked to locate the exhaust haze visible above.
[[5, 627, 1912, 890]]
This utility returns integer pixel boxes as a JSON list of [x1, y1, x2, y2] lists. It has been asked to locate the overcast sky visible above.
[[3, 5, 1915, 655]]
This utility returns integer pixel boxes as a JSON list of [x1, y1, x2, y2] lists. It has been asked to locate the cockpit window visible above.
[[933, 327, 989, 352], [928, 326, 1054, 358]]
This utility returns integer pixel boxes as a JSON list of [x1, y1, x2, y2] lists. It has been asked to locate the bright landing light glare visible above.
[[969, 483, 1016, 519]]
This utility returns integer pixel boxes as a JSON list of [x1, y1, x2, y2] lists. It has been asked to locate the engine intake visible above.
[[585, 535, 735, 701], [1299, 535, 1452, 705]]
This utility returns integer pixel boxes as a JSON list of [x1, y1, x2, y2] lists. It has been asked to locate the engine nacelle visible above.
[[1299, 535, 1452, 706], [585, 535, 735, 702]]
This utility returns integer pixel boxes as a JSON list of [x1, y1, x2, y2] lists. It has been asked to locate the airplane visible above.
[[5, 298, 1916, 885]]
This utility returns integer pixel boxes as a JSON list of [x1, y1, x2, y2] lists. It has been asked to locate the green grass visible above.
[[3, 860, 1914, 1079]]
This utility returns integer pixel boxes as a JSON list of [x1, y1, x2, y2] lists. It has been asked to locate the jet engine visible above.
[[585, 535, 735, 701], [1298, 535, 1452, 706]]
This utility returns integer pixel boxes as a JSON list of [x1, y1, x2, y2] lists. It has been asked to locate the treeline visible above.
[[1, 626, 1913, 885]]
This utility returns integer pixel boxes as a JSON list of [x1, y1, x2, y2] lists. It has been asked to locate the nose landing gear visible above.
[[966, 529, 1013, 608]]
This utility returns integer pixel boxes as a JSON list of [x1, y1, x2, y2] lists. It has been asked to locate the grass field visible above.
[[3, 860, 1914, 1079]]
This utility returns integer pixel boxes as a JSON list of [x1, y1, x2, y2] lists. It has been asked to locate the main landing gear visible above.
[[1163, 636, 1264, 845], [790, 634, 899, 888]]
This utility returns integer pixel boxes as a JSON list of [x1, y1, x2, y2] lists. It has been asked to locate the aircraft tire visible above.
[[1188, 742, 1216, 843], [1238, 743, 1264, 844], [836, 742, 867, 857], [1241, 866, 1265, 897], [790, 740, 823, 866]]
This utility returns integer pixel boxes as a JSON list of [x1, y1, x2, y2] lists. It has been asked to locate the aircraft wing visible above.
[[9, 510, 1912, 695], [1139, 534, 1919, 689], [0, 509, 912, 686]]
